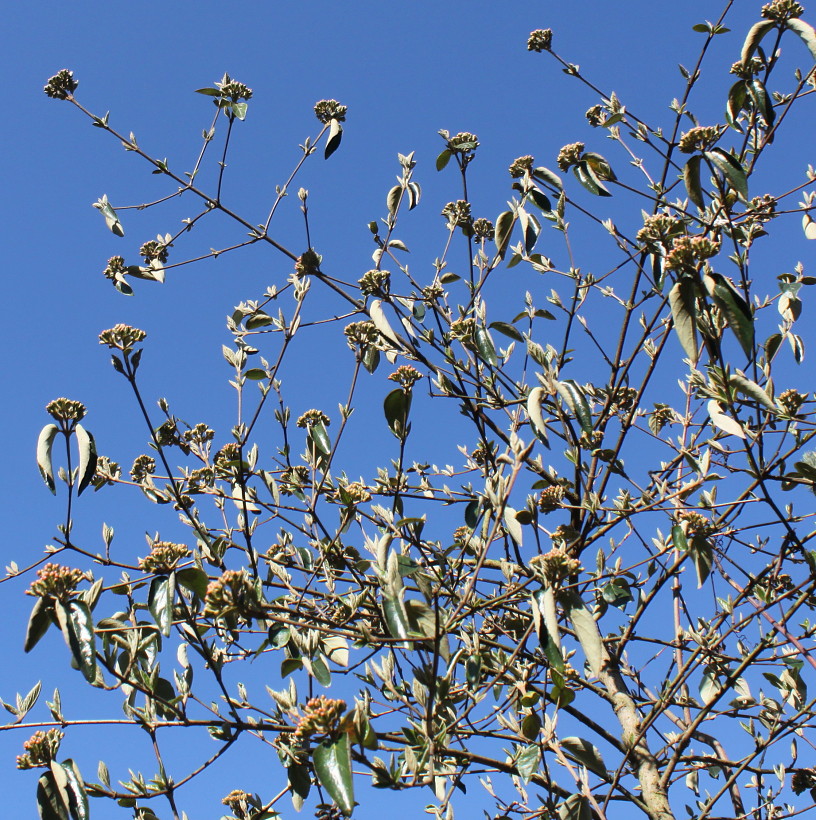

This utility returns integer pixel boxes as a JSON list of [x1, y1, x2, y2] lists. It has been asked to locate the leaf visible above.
[[309, 421, 332, 456], [148, 574, 175, 637], [527, 386, 549, 441], [803, 214, 816, 240], [494, 210, 515, 259], [73, 424, 97, 497], [528, 188, 552, 213], [704, 148, 748, 202], [560, 737, 607, 777], [532, 166, 563, 188], [683, 155, 705, 210], [726, 80, 748, 129], [557, 794, 592, 820], [386, 185, 401, 215], [194, 87, 222, 96], [309, 654, 332, 687], [489, 321, 524, 342], [503, 506, 523, 547], [382, 594, 410, 641], [324, 118, 343, 159], [573, 162, 611, 196], [747, 78, 775, 127], [563, 591, 604, 678], [176, 567, 209, 598], [555, 380, 593, 436], [55, 600, 97, 683], [313, 734, 355, 816], [704, 273, 754, 357], [740, 20, 775, 65], [435, 149, 452, 171], [92, 196, 125, 237], [25, 598, 53, 653], [707, 399, 746, 440], [37, 770, 69, 820], [786, 18, 816, 61], [37, 424, 59, 494], [515, 743, 541, 783], [730, 371, 776, 412], [475, 326, 498, 366], [369, 299, 401, 348], [668, 279, 699, 362], [383, 388, 411, 439], [229, 102, 248, 121], [53, 760, 89, 820]]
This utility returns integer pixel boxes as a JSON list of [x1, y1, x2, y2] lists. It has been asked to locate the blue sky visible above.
[[3, 1, 816, 817]]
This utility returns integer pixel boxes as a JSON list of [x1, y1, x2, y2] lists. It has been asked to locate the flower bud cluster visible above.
[[314, 100, 347, 123], [529, 548, 581, 585], [556, 142, 584, 171], [388, 365, 421, 389], [297, 409, 331, 428], [761, 0, 805, 21], [358, 269, 390, 296], [293, 696, 346, 742], [26, 564, 86, 601], [139, 541, 190, 574], [44, 70, 78, 99], [527, 29, 553, 52], [46, 398, 86, 422], [678, 126, 719, 154], [99, 324, 147, 352], [16, 729, 63, 769], [130, 454, 156, 483]]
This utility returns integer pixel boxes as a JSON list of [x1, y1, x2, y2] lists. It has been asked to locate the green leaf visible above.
[[288, 763, 311, 802], [475, 326, 498, 366], [527, 386, 549, 442], [704, 273, 754, 357], [704, 148, 748, 202], [489, 321, 524, 342], [245, 312, 274, 329], [194, 87, 222, 96], [37, 424, 59, 494], [383, 388, 412, 439], [55, 600, 97, 684], [53, 760, 89, 820], [325, 118, 343, 159], [532, 166, 563, 188], [557, 794, 592, 820], [148, 574, 175, 637], [601, 577, 633, 609], [786, 18, 816, 61], [555, 380, 593, 436], [313, 734, 355, 816], [563, 592, 604, 677], [309, 654, 332, 687], [309, 421, 332, 456], [386, 185, 401, 215], [361, 345, 380, 374], [230, 102, 248, 120], [503, 506, 523, 547], [515, 743, 541, 783], [37, 770, 69, 820], [176, 567, 209, 598], [528, 188, 552, 213], [244, 368, 267, 381], [725, 80, 748, 129], [73, 424, 97, 497], [93, 196, 125, 237], [683, 155, 705, 210], [741, 20, 775, 64], [435, 149, 452, 171], [382, 594, 410, 641], [668, 279, 699, 362], [560, 737, 607, 777], [730, 371, 776, 412], [494, 210, 515, 259], [747, 78, 774, 126], [465, 653, 482, 686], [25, 597, 53, 653], [573, 162, 611, 196]]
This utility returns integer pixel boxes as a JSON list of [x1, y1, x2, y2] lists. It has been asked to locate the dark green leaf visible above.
[[705, 273, 754, 357], [704, 148, 748, 202], [532, 166, 563, 188], [747, 78, 775, 127], [383, 388, 412, 439], [55, 760, 89, 820], [148, 575, 174, 637], [382, 594, 410, 641], [361, 345, 380, 374], [475, 326, 498, 366], [560, 737, 607, 777], [24, 597, 53, 653], [310, 654, 332, 687], [668, 278, 699, 362], [465, 653, 482, 686], [494, 210, 515, 259], [37, 424, 59, 495], [573, 162, 611, 196], [435, 149, 452, 171], [37, 770, 69, 820], [324, 119, 343, 159], [386, 185, 401, 215], [313, 734, 355, 816], [245, 312, 274, 329], [245, 368, 267, 381], [601, 578, 633, 609], [528, 188, 552, 213], [55, 600, 97, 683], [288, 763, 311, 801], [489, 321, 524, 342], [176, 567, 209, 598], [764, 333, 783, 361], [563, 591, 604, 677], [726, 80, 748, 129], [73, 424, 97, 497], [730, 371, 776, 412], [309, 421, 332, 456], [683, 155, 705, 210], [194, 87, 222, 96], [555, 380, 593, 436], [557, 794, 592, 820]]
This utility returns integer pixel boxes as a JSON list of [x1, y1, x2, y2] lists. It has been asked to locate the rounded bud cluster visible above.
[[313, 99, 347, 123], [44, 70, 78, 99], [537, 486, 565, 512], [527, 29, 553, 52], [778, 388, 807, 416], [297, 409, 331, 428], [556, 142, 585, 171], [139, 541, 190, 574], [46, 397, 86, 422], [761, 0, 805, 21], [529, 548, 581, 585], [388, 365, 422, 390], [678, 126, 719, 154], [293, 696, 347, 742], [442, 200, 472, 229], [358, 269, 391, 296], [508, 155, 535, 178], [472, 218, 495, 240], [99, 324, 147, 352], [16, 729, 63, 769], [204, 569, 261, 620], [27, 564, 86, 601]]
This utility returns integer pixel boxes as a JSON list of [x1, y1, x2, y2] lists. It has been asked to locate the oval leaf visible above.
[[148, 575, 175, 637], [24, 597, 53, 653], [73, 424, 97, 497], [563, 591, 604, 678], [683, 155, 705, 210], [384, 388, 411, 439], [668, 279, 699, 362], [475, 326, 498, 367], [37, 424, 59, 494], [324, 119, 343, 159], [704, 148, 748, 202], [313, 734, 355, 816], [786, 18, 816, 61], [55, 600, 97, 683]]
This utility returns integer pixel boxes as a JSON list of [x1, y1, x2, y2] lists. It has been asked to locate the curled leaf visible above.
[[73, 424, 97, 497], [37, 424, 59, 494]]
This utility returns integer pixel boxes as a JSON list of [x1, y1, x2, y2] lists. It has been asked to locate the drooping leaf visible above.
[[382, 594, 410, 641], [383, 388, 411, 439], [148, 574, 175, 637], [747, 78, 775, 127], [37, 769, 69, 820], [386, 185, 402, 215], [725, 80, 748, 129], [52, 760, 89, 820], [704, 148, 748, 202], [503, 506, 523, 547], [730, 371, 776, 412], [740, 20, 775, 65], [369, 299, 401, 348], [563, 591, 604, 677], [786, 18, 816, 61], [494, 210, 516, 259], [435, 149, 452, 172], [37, 424, 59, 494], [176, 567, 209, 599], [313, 734, 355, 816], [25, 597, 54, 653], [707, 399, 746, 440], [683, 155, 705, 210], [573, 162, 611, 196], [515, 743, 541, 783], [668, 279, 699, 362], [704, 273, 754, 357], [324, 119, 343, 159], [532, 166, 563, 188], [490, 321, 524, 342], [555, 380, 593, 436], [73, 424, 97, 497], [527, 386, 549, 442], [560, 737, 608, 777], [475, 326, 498, 367], [557, 794, 592, 820], [55, 600, 97, 683], [309, 421, 332, 456], [308, 654, 332, 687]]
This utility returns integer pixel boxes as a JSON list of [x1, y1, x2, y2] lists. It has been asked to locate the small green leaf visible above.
[[313, 734, 355, 816], [55, 600, 97, 683], [325, 118, 343, 159], [725, 80, 748, 129], [704, 273, 754, 357], [465, 653, 482, 686], [475, 326, 498, 367], [244, 368, 267, 381], [528, 188, 552, 213], [194, 87, 222, 96], [683, 155, 705, 210], [74, 424, 97, 497], [574, 162, 611, 196], [148, 574, 175, 637], [53, 760, 89, 820], [730, 371, 776, 412], [176, 567, 209, 598], [37, 424, 59, 494], [532, 166, 563, 188], [24, 597, 53, 653], [309, 654, 332, 687], [668, 279, 699, 362], [382, 594, 410, 641], [503, 506, 523, 547], [560, 737, 607, 777], [383, 388, 412, 439], [515, 743, 541, 783], [527, 386, 549, 442], [704, 148, 748, 202], [555, 380, 593, 436], [489, 321, 524, 342], [557, 794, 592, 820], [37, 770, 69, 820], [494, 210, 516, 259], [309, 421, 332, 456], [435, 149, 452, 171], [229, 102, 248, 120], [563, 591, 604, 677]]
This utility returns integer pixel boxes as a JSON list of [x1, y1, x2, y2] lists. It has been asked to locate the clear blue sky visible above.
[[3, 1, 814, 817]]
